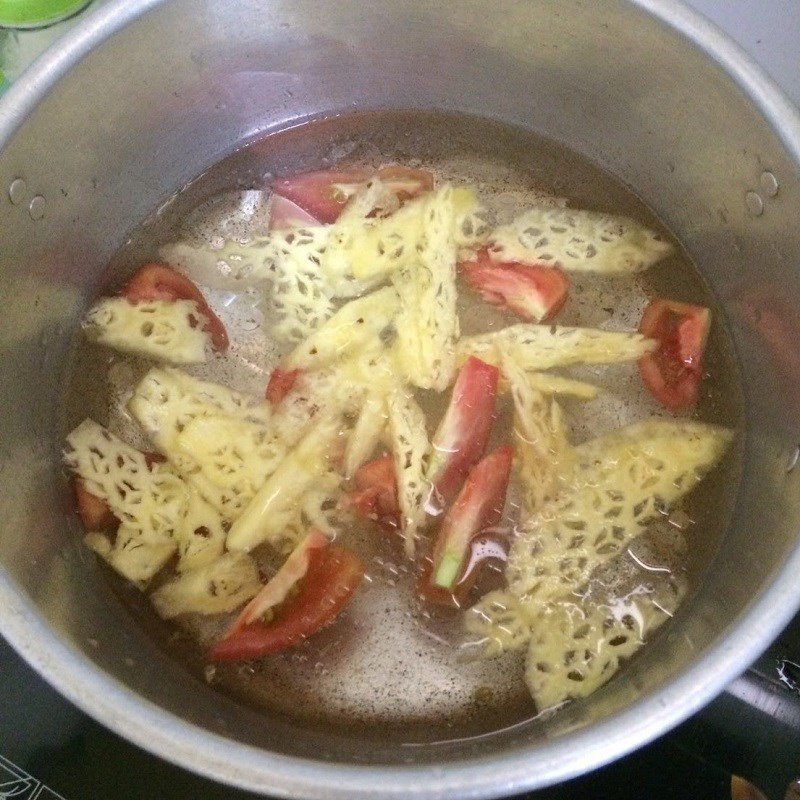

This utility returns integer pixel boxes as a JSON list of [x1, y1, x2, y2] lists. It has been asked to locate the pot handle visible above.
[[671, 640, 800, 800]]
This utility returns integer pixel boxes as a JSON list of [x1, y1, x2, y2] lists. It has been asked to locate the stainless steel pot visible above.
[[1, 1, 799, 797]]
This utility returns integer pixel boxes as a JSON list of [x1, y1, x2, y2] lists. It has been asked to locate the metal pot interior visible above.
[[0, 0, 799, 796]]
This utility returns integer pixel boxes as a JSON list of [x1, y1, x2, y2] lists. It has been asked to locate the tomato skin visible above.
[[271, 169, 372, 223], [418, 561, 468, 607], [418, 535, 508, 608], [341, 486, 382, 519], [427, 446, 513, 592], [341, 454, 400, 528], [122, 263, 229, 353], [460, 248, 569, 322], [209, 545, 364, 662], [265, 367, 302, 405], [228, 530, 329, 635], [638, 299, 710, 411], [271, 166, 434, 224], [73, 479, 116, 531], [354, 455, 398, 516], [428, 357, 500, 510]]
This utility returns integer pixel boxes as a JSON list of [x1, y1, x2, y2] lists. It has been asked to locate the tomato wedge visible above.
[[226, 530, 329, 636], [427, 446, 513, 592], [271, 169, 371, 224], [265, 367, 302, 405], [122, 263, 229, 353], [209, 545, 364, 662], [427, 357, 499, 512], [271, 166, 434, 224], [638, 298, 710, 411], [267, 193, 322, 231], [459, 248, 569, 323], [354, 455, 398, 512], [340, 455, 400, 527], [73, 479, 116, 531], [419, 535, 509, 608]]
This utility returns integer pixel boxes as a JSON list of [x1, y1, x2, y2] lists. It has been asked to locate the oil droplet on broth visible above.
[[56, 110, 743, 742]]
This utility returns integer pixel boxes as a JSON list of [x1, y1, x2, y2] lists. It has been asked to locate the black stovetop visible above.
[[3, 626, 799, 800]]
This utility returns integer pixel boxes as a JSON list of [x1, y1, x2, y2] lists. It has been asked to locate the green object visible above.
[[0, 0, 91, 28], [433, 551, 461, 589]]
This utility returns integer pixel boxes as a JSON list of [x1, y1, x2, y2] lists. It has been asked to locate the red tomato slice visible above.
[[419, 534, 509, 608], [427, 357, 500, 511], [122, 263, 229, 353], [340, 485, 381, 518], [209, 545, 364, 662], [354, 455, 398, 513], [340, 454, 400, 526], [265, 367, 302, 405], [73, 479, 116, 531], [459, 248, 569, 322], [638, 298, 710, 411], [267, 193, 322, 231], [271, 169, 372, 224], [271, 166, 434, 224], [427, 445, 513, 592], [227, 529, 329, 636]]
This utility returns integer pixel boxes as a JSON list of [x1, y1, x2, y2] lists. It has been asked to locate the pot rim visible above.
[[1, 1, 799, 797]]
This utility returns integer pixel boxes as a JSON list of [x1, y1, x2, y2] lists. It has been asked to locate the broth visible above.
[[58, 110, 743, 741]]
